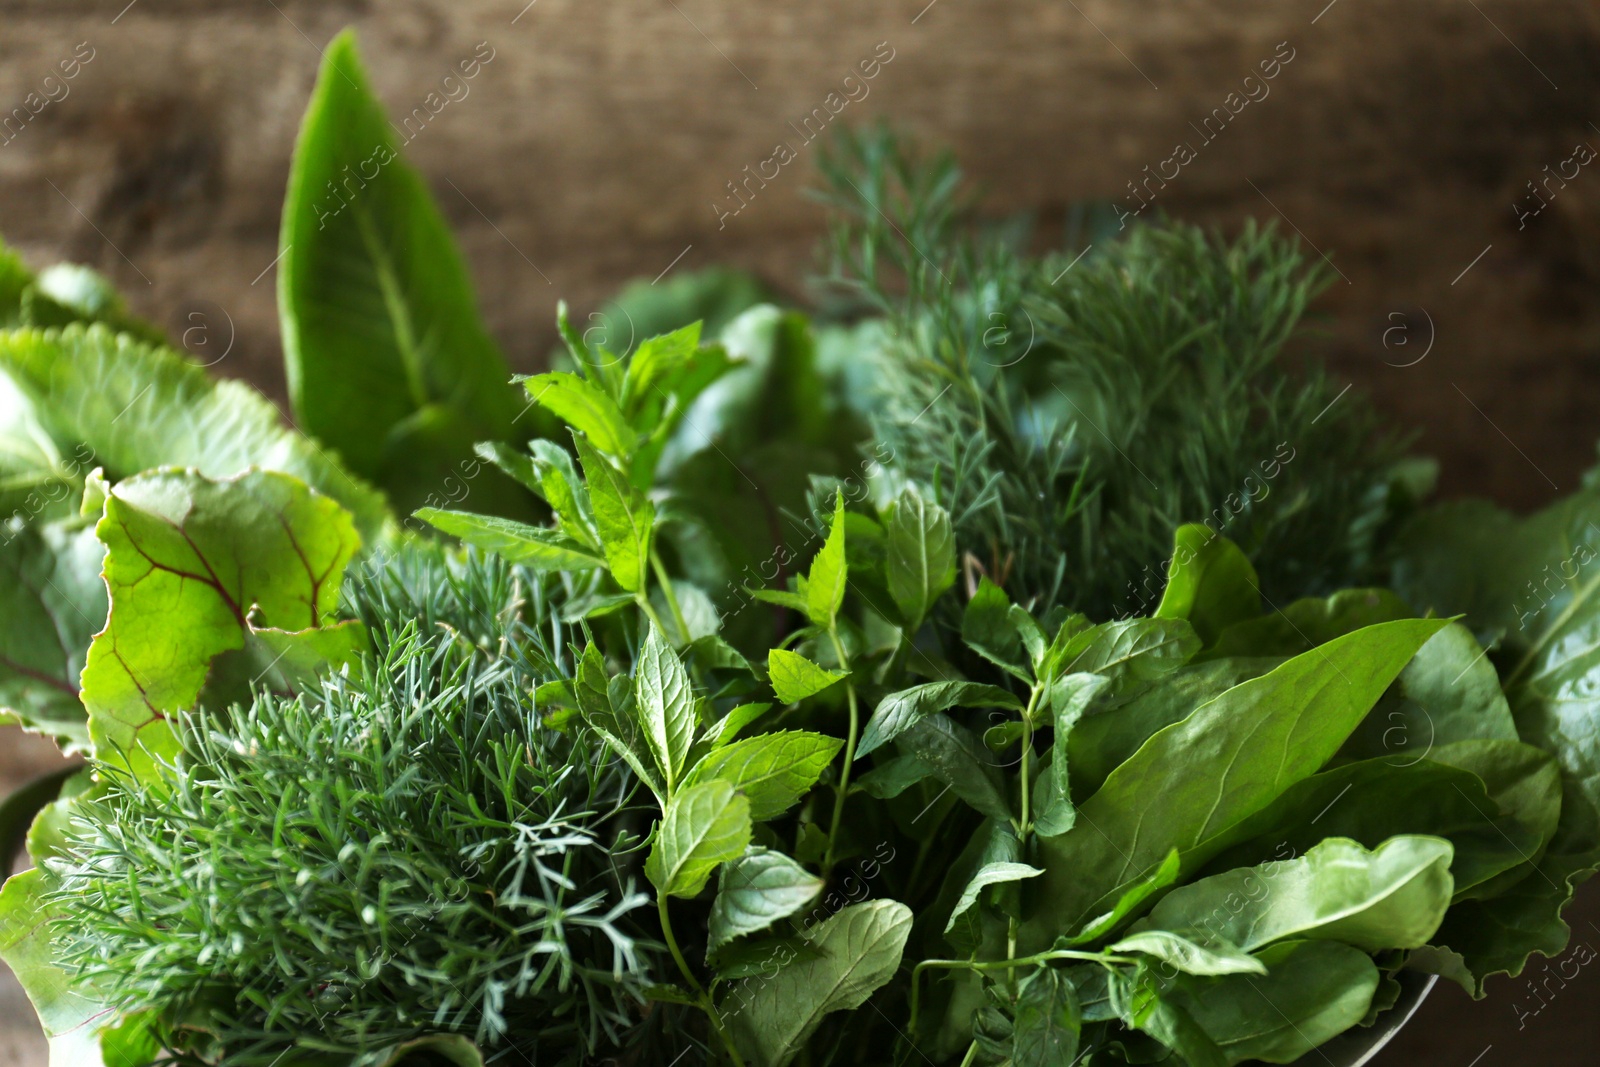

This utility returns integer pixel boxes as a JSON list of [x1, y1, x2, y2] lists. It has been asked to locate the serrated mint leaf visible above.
[[413, 507, 605, 571], [645, 779, 752, 898], [708, 702, 771, 748], [683, 730, 842, 820], [767, 648, 846, 704], [574, 643, 664, 801], [945, 861, 1044, 933], [1109, 930, 1266, 976], [81, 469, 367, 777], [523, 371, 634, 459], [1012, 967, 1082, 1067], [726, 899, 912, 1067], [885, 486, 955, 627], [573, 432, 654, 593], [856, 681, 1022, 760], [805, 488, 847, 626], [963, 576, 1026, 677], [279, 30, 520, 511], [634, 624, 696, 793], [897, 714, 1012, 822], [708, 848, 823, 956]]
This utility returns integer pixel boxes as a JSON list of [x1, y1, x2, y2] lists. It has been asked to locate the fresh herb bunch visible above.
[[49, 621, 654, 1067], [815, 128, 1412, 618]]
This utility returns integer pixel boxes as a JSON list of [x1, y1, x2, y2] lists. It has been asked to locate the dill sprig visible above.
[[815, 127, 1412, 619], [48, 618, 658, 1067]]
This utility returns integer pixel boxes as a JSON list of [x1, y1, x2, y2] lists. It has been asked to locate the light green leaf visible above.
[[573, 643, 664, 800], [1034, 673, 1111, 837], [0, 869, 111, 1056], [1061, 848, 1181, 946], [767, 648, 846, 704], [856, 681, 1022, 760], [726, 899, 912, 1067], [0, 522, 104, 753], [1110, 931, 1266, 976], [369, 1033, 485, 1067], [0, 324, 387, 541], [80, 469, 366, 776], [1027, 617, 1448, 940], [645, 779, 752, 898], [708, 702, 771, 748], [279, 30, 520, 506], [885, 487, 955, 627], [1206, 587, 1414, 659], [945, 861, 1043, 933], [682, 730, 842, 820], [1156, 525, 1262, 647], [1044, 617, 1200, 695], [1144, 835, 1455, 954], [522, 371, 634, 458], [413, 507, 604, 570], [634, 624, 696, 793], [708, 847, 824, 956], [805, 488, 847, 626], [573, 432, 654, 593]]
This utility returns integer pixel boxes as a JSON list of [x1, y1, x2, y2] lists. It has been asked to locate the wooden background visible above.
[[4, 0, 1600, 1063]]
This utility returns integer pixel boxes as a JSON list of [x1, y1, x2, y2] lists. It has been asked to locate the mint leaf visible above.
[[279, 30, 519, 508], [767, 648, 845, 704], [945, 861, 1043, 933], [573, 432, 653, 593], [645, 779, 752, 898], [634, 623, 696, 793], [413, 507, 604, 571], [805, 489, 847, 626], [522, 372, 634, 459], [682, 730, 842, 820], [708, 847, 823, 956], [885, 486, 955, 627], [856, 681, 1022, 760]]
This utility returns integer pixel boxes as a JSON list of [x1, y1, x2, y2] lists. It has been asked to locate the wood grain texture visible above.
[[2, 1, 1600, 1063]]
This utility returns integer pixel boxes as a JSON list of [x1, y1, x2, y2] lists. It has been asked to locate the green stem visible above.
[[958, 1042, 980, 1067], [823, 626, 859, 874], [650, 549, 692, 643], [635, 592, 672, 639], [1017, 683, 1042, 837], [660, 895, 747, 1067]]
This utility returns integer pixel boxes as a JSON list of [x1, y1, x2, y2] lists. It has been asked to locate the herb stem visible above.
[[823, 625, 859, 875], [908, 950, 1136, 1032], [650, 548, 692, 643], [1017, 683, 1042, 836], [635, 592, 672, 641], [659, 895, 746, 1066]]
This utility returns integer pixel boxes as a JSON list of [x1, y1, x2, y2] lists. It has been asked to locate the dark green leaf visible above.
[[708, 847, 823, 956], [857, 681, 1022, 760], [885, 487, 955, 626], [1011, 966, 1081, 1067], [897, 713, 1012, 822]]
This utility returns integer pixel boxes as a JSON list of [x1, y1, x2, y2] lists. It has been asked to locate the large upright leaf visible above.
[[0, 522, 105, 752], [1155, 525, 1261, 647], [1026, 618, 1447, 941], [805, 489, 848, 627], [278, 30, 519, 508], [0, 325, 387, 540], [80, 469, 366, 773], [573, 433, 654, 593], [726, 899, 912, 1067]]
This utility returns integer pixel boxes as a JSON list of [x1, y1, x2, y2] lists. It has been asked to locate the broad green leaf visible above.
[[1205, 587, 1414, 658], [1026, 617, 1447, 940], [634, 624, 696, 793], [279, 30, 520, 505], [1155, 525, 1262, 646], [1061, 848, 1181, 946], [369, 1034, 485, 1067], [726, 899, 912, 1067], [0, 767, 79, 873], [682, 730, 842, 820], [1068, 658, 1278, 803], [80, 469, 367, 775], [1143, 835, 1455, 954], [0, 521, 104, 752], [945, 861, 1043, 933], [767, 648, 846, 704], [708, 847, 823, 956], [963, 577, 1027, 678], [573, 432, 654, 592], [896, 713, 1012, 822], [885, 487, 955, 626], [0, 324, 387, 540], [1125, 975, 1227, 1067], [1166, 940, 1379, 1064], [1012, 966, 1082, 1067], [522, 372, 633, 458], [1044, 617, 1200, 695], [1110, 931, 1266, 976], [412, 507, 604, 570], [1198, 745, 1556, 899], [805, 489, 847, 626], [708, 702, 771, 748], [0, 870, 110, 1057], [574, 643, 664, 800], [857, 681, 1022, 760], [0, 239, 159, 339], [855, 755, 934, 799], [645, 779, 752, 898], [932, 819, 1021, 954]]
